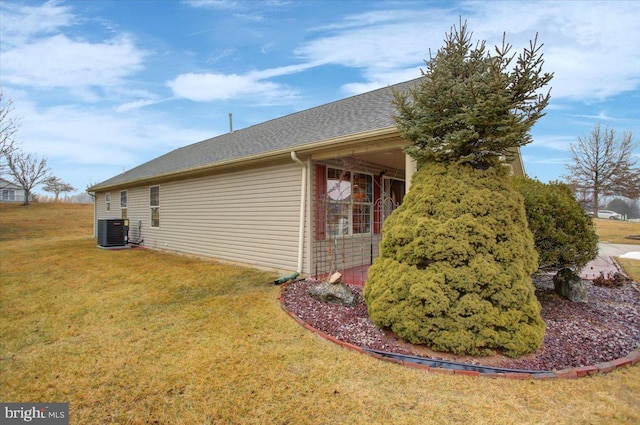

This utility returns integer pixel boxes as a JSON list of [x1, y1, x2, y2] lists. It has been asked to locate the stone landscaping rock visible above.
[[553, 268, 588, 302], [308, 282, 355, 306], [328, 272, 342, 284]]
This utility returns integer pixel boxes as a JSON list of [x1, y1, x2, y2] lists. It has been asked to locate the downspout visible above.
[[272, 151, 306, 285], [92, 193, 97, 239]]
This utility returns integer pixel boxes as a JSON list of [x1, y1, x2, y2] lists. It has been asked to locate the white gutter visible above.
[[290, 151, 307, 274], [90, 127, 400, 192]]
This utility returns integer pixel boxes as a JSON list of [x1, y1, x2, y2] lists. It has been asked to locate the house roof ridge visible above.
[[89, 77, 422, 191], [184, 76, 421, 149], [226, 77, 421, 135]]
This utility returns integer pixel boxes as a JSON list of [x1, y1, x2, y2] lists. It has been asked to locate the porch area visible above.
[[310, 148, 410, 288]]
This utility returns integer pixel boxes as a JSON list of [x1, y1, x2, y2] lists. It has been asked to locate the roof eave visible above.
[[88, 126, 400, 192]]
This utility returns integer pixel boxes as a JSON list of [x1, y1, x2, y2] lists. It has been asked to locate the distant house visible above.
[[0, 177, 31, 204], [88, 78, 525, 281]]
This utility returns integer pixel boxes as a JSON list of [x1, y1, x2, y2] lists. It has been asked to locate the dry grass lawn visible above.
[[592, 218, 640, 281], [617, 258, 640, 283], [593, 218, 640, 244], [1, 203, 639, 424]]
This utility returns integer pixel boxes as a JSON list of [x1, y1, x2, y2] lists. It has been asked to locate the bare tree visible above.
[[43, 176, 76, 201], [611, 160, 640, 200], [565, 123, 638, 215], [6, 151, 50, 205], [564, 180, 593, 210], [0, 89, 21, 174]]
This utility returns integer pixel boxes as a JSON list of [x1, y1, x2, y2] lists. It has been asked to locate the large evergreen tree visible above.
[[364, 21, 553, 357], [394, 21, 552, 169]]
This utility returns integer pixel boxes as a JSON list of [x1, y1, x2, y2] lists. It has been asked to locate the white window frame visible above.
[[150, 186, 160, 228], [105, 192, 111, 212], [2, 189, 15, 201], [120, 190, 128, 219], [326, 167, 373, 237]]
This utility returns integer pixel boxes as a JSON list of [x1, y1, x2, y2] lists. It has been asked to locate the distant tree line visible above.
[[605, 198, 640, 219]]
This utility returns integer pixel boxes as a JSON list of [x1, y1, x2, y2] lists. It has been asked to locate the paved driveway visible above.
[[580, 243, 640, 280]]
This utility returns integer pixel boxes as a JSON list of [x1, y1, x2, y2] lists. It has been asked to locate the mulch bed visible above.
[[281, 275, 640, 371]]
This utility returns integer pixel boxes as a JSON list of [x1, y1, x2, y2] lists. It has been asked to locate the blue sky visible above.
[[1, 0, 639, 195]]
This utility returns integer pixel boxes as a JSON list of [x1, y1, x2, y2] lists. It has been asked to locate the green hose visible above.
[[272, 272, 300, 285]]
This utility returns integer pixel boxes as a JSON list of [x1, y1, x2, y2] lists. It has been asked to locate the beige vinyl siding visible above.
[[120, 162, 304, 273], [95, 192, 126, 219], [123, 186, 151, 240]]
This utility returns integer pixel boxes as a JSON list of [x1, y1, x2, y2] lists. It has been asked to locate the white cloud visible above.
[[340, 68, 422, 96], [567, 112, 630, 124], [184, 0, 290, 11], [0, 0, 74, 47], [2, 34, 145, 89], [249, 63, 317, 80], [522, 155, 569, 166], [13, 98, 194, 159], [297, 10, 447, 73], [171, 2, 640, 106], [167, 72, 299, 103], [293, 2, 640, 102], [184, 0, 242, 9], [115, 97, 164, 113], [1, 1, 148, 101], [168, 8, 455, 103], [529, 135, 575, 151], [10, 98, 214, 189], [465, 1, 640, 101]]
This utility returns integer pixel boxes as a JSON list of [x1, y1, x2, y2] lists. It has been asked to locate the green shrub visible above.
[[514, 177, 598, 270], [364, 162, 544, 357]]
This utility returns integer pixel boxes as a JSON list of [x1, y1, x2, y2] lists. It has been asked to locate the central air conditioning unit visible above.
[[98, 219, 129, 247]]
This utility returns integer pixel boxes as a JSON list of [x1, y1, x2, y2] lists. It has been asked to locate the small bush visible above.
[[364, 162, 544, 357], [592, 272, 630, 288], [514, 177, 598, 271]]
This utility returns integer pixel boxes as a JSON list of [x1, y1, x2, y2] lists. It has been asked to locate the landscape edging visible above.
[[278, 287, 640, 379]]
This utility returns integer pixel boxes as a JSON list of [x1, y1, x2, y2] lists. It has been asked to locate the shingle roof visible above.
[[90, 78, 420, 191], [0, 177, 20, 189]]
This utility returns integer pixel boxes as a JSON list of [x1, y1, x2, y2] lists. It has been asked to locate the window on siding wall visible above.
[[105, 192, 111, 212], [2, 189, 15, 201], [326, 168, 372, 236], [120, 190, 128, 219], [150, 186, 160, 227]]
